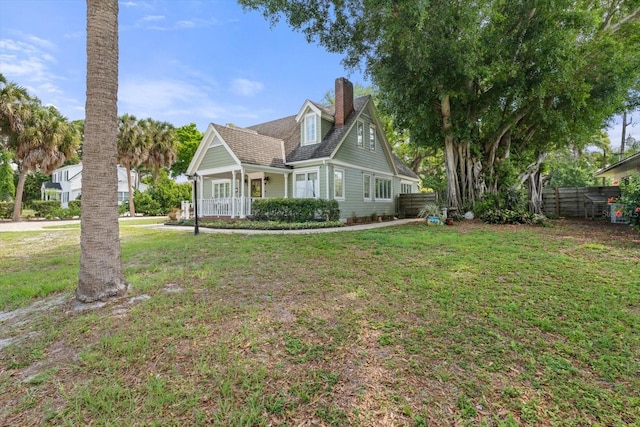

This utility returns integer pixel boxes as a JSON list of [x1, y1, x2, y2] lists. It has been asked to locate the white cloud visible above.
[[141, 15, 165, 22], [230, 78, 264, 97], [25, 34, 56, 50], [176, 20, 196, 29], [0, 39, 56, 84], [117, 76, 267, 129]]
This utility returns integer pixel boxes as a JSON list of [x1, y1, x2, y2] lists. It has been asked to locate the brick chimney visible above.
[[335, 77, 354, 127]]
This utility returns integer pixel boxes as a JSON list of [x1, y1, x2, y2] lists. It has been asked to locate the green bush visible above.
[[252, 198, 340, 222], [619, 173, 640, 232], [30, 200, 61, 218], [0, 202, 13, 219], [50, 205, 81, 219], [133, 190, 163, 216], [143, 169, 192, 214], [68, 200, 81, 210]]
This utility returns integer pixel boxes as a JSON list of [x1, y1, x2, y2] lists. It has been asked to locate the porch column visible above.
[[240, 167, 246, 218], [284, 172, 289, 198], [231, 169, 237, 218], [199, 176, 203, 219]]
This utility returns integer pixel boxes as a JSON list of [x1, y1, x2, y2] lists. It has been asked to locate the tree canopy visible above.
[[240, 0, 640, 211]]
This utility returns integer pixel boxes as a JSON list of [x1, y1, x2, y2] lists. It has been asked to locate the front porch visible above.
[[184, 166, 291, 219], [181, 197, 265, 219]]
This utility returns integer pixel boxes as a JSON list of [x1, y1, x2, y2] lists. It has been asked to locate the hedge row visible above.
[[30, 200, 62, 218], [251, 198, 340, 222], [0, 200, 65, 219]]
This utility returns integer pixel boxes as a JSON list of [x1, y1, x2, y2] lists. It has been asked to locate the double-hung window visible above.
[[375, 177, 392, 200], [334, 169, 345, 200], [369, 125, 376, 151], [363, 174, 371, 201], [304, 113, 317, 145], [401, 182, 413, 194], [212, 180, 231, 199], [356, 121, 364, 147], [294, 171, 319, 198]]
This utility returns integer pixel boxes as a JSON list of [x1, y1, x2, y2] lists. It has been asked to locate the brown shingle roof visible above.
[[213, 124, 287, 169], [247, 115, 300, 158]]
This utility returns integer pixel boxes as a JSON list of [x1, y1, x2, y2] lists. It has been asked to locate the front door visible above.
[[251, 179, 262, 198]]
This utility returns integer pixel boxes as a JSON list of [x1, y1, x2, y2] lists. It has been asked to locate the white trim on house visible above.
[[330, 159, 395, 179], [363, 173, 372, 201], [294, 100, 333, 123], [334, 168, 345, 201], [356, 120, 365, 148], [374, 176, 393, 201], [187, 124, 242, 176], [302, 112, 318, 146], [293, 166, 321, 199]]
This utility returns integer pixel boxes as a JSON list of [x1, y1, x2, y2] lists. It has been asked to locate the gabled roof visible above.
[[213, 124, 287, 169], [190, 89, 419, 181], [294, 100, 334, 123], [594, 151, 640, 178], [286, 96, 370, 163]]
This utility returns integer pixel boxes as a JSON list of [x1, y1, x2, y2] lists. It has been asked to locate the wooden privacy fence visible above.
[[541, 186, 621, 218], [398, 193, 438, 218]]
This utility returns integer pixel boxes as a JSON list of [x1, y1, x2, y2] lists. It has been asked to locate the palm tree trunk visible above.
[[77, 0, 127, 302], [12, 167, 27, 221], [126, 165, 135, 217]]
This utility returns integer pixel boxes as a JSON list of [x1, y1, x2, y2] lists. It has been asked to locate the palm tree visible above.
[[144, 119, 178, 182], [0, 73, 31, 138], [9, 104, 79, 221], [77, 0, 127, 302], [117, 113, 149, 217]]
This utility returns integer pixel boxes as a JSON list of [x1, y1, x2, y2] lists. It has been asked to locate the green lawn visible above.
[[1, 220, 638, 426]]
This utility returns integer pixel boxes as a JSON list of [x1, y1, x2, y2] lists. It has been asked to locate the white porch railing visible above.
[[181, 197, 260, 219]]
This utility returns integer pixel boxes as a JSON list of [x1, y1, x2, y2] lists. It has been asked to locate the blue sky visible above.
[[0, 0, 367, 131], [0, 0, 636, 151]]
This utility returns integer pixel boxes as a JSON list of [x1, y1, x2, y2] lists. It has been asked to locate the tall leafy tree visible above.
[[78, 0, 127, 302], [117, 113, 149, 217], [144, 118, 177, 182], [8, 104, 79, 220], [240, 0, 640, 212], [170, 123, 203, 177]]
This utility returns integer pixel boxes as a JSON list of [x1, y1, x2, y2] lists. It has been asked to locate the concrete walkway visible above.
[[0, 217, 423, 234], [0, 216, 165, 232]]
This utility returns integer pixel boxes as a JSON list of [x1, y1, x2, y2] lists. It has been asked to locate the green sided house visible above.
[[186, 77, 420, 221]]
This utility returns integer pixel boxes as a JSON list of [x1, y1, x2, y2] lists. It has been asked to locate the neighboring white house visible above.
[[41, 163, 147, 208]]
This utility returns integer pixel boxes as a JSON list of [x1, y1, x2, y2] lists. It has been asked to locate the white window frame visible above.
[[401, 181, 413, 194], [356, 120, 364, 148], [369, 125, 376, 151], [212, 179, 232, 199], [374, 177, 392, 200], [294, 168, 320, 199], [363, 174, 371, 201], [303, 113, 317, 145], [334, 168, 345, 200]]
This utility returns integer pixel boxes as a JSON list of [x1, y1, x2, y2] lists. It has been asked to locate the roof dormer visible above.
[[295, 101, 331, 147]]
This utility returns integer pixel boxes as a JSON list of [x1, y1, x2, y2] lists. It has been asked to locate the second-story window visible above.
[[357, 121, 364, 147], [304, 113, 317, 145], [369, 125, 376, 151]]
